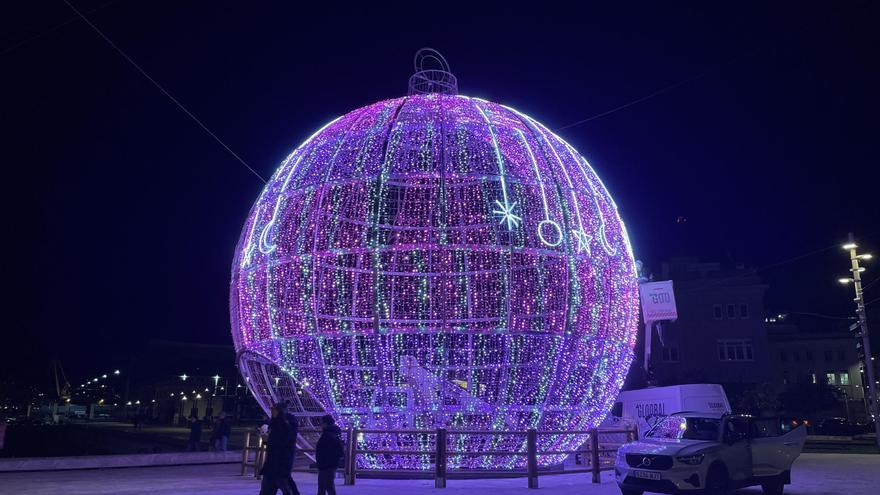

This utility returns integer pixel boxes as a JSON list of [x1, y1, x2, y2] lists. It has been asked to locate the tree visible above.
[[734, 383, 781, 415], [778, 376, 844, 415]]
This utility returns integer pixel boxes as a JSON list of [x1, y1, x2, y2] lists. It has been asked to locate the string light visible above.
[[231, 94, 639, 470]]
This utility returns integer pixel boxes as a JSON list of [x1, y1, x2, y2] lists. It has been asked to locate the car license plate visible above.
[[632, 469, 661, 480]]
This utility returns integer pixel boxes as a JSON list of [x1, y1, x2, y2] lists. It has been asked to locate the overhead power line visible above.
[[0, 1, 118, 57], [62, 0, 266, 183], [555, 72, 709, 131]]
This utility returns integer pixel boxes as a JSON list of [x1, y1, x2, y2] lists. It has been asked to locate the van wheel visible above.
[[762, 480, 784, 495], [705, 464, 729, 495], [619, 487, 643, 495]]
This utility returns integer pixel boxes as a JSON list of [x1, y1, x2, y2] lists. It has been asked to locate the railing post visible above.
[[527, 428, 538, 489], [255, 436, 265, 480], [590, 428, 600, 484], [241, 432, 250, 476], [435, 427, 447, 488], [344, 428, 357, 485]]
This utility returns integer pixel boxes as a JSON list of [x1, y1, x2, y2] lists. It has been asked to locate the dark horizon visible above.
[[2, 2, 878, 386]]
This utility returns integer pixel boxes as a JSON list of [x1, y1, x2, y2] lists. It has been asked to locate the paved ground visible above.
[[0, 453, 878, 495]]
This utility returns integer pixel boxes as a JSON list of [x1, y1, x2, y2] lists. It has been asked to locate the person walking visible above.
[[187, 414, 202, 451], [259, 402, 300, 495], [213, 411, 231, 451], [315, 415, 343, 495], [0, 419, 7, 451]]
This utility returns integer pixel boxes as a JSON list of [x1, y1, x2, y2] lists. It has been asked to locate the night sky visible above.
[[2, 2, 878, 384]]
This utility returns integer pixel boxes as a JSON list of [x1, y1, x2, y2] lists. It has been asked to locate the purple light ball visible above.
[[231, 94, 638, 470]]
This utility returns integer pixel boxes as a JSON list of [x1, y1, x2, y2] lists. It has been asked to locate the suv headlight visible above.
[[675, 454, 705, 465]]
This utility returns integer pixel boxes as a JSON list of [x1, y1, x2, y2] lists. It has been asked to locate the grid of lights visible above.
[[231, 94, 639, 470]]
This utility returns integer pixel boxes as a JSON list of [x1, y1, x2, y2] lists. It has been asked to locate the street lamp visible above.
[[179, 374, 189, 381], [839, 233, 879, 449]]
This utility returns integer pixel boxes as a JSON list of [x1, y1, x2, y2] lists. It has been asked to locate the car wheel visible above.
[[619, 487, 643, 495], [762, 480, 784, 495], [705, 464, 729, 495]]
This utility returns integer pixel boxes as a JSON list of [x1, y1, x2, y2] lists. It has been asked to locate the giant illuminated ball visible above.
[[231, 94, 639, 470]]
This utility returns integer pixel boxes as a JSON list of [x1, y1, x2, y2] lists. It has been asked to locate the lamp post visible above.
[[839, 232, 879, 448]]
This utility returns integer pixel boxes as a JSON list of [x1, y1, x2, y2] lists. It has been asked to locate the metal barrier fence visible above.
[[241, 428, 636, 488], [242, 427, 636, 488]]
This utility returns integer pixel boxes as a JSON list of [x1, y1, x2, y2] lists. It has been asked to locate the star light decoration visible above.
[[231, 94, 639, 471]]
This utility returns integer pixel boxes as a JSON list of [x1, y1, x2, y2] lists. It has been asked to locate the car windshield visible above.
[[645, 415, 721, 441]]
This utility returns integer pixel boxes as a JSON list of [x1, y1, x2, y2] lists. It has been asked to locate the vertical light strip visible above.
[[515, 128, 562, 247], [563, 145, 617, 256], [281, 115, 343, 192], [473, 99, 521, 231]]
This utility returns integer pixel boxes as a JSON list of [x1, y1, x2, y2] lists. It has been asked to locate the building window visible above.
[[826, 372, 836, 385], [713, 305, 723, 320], [661, 346, 680, 363], [840, 372, 850, 386], [718, 339, 755, 362], [727, 304, 736, 319], [806, 350, 813, 361], [810, 371, 817, 384], [824, 350, 833, 362], [837, 350, 846, 361], [739, 304, 749, 319], [779, 351, 787, 362], [793, 351, 800, 362]]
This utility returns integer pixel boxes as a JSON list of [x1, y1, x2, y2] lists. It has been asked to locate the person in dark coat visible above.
[[259, 402, 300, 495], [187, 415, 202, 451], [315, 415, 343, 495], [213, 411, 231, 451]]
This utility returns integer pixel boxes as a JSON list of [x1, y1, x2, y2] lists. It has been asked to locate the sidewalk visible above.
[[0, 453, 878, 495]]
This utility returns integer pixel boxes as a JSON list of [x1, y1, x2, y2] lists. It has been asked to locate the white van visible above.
[[613, 384, 731, 438]]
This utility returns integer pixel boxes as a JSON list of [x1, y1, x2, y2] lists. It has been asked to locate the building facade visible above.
[[647, 257, 772, 390], [766, 319, 867, 421]]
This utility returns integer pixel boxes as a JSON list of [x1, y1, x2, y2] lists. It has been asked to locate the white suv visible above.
[[615, 411, 806, 495]]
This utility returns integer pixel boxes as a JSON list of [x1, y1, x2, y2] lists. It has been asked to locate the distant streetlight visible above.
[[179, 374, 189, 381], [102, 374, 107, 379], [113, 370, 120, 375]]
